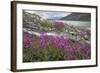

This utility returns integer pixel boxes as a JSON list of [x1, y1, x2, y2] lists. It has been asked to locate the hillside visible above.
[[23, 11, 90, 42], [61, 13, 91, 21]]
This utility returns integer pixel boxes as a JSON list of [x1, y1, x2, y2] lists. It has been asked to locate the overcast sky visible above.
[[25, 10, 71, 19]]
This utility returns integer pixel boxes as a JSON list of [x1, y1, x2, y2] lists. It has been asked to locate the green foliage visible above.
[[23, 46, 64, 62]]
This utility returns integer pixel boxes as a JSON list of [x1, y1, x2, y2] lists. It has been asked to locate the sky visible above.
[[25, 10, 71, 19]]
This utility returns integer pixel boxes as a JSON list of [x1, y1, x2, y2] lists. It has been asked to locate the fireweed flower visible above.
[[50, 36, 69, 49], [34, 39, 47, 49], [63, 46, 77, 60], [78, 42, 90, 59], [34, 35, 41, 40], [63, 41, 90, 60], [23, 31, 90, 60], [23, 32, 33, 49], [33, 34, 49, 49]]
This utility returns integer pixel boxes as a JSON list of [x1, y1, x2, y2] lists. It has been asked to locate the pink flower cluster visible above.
[[23, 32, 90, 60]]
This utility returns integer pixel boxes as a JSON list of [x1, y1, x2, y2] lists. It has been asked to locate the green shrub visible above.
[[23, 46, 64, 62]]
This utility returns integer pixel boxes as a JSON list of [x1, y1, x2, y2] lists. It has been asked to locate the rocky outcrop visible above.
[[23, 11, 90, 42]]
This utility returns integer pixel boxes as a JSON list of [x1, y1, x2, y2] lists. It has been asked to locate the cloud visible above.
[[25, 10, 71, 19]]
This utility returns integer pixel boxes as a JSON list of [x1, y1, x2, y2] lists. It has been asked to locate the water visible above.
[[48, 20, 90, 30]]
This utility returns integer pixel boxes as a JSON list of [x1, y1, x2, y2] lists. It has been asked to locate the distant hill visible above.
[[61, 13, 91, 21]]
